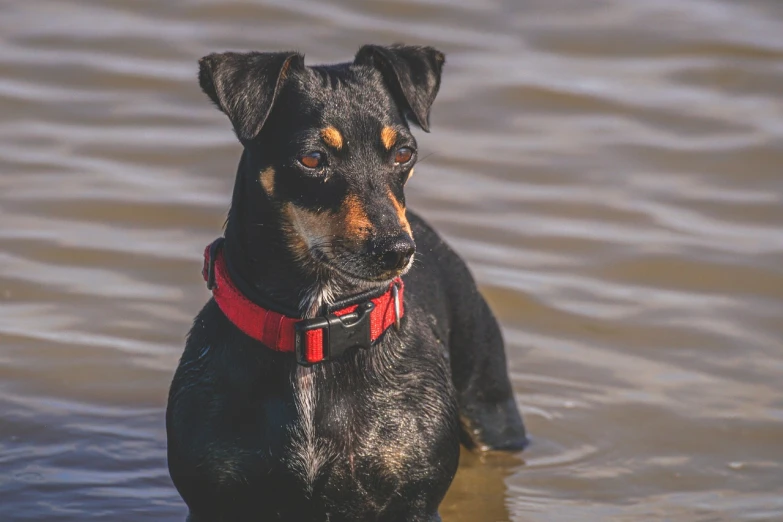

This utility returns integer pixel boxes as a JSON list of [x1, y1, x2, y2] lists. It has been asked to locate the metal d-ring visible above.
[[391, 281, 401, 331]]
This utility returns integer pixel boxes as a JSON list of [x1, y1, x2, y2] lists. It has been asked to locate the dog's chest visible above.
[[285, 356, 452, 494], [168, 312, 460, 519]]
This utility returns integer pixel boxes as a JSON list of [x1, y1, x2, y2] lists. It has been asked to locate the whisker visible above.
[[416, 152, 436, 164]]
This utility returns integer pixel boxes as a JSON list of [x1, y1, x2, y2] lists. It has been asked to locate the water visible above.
[[1, 0, 782, 520]]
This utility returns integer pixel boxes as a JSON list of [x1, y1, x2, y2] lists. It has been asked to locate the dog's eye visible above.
[[298, 152, 324, 169], [394, 147, 413, 165]]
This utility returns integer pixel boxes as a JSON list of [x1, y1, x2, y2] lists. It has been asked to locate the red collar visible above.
[[202, 239, 404, 365]]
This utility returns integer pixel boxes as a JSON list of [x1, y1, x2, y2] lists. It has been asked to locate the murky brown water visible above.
[[2, 0, 783, 520]]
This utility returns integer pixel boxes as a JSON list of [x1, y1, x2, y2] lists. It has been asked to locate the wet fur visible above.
[[167, 44, 527, 522]]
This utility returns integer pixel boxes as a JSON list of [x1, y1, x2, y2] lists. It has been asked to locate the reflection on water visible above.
[[1, 0, 782, 520]]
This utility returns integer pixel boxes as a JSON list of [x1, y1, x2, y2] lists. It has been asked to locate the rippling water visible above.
[[2, 0, 782, 520]]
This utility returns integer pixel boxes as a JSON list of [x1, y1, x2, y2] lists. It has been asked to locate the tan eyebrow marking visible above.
[[320, 126, 344, 150], [380, 126, 397, 150], [259, 167, 275, 194], [388, 189, 412, 235]]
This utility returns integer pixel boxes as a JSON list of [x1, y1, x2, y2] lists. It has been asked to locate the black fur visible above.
[[167, 44, 527, 522]]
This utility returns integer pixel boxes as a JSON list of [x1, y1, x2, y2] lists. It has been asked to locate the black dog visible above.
[[167, 44, 527, 522]]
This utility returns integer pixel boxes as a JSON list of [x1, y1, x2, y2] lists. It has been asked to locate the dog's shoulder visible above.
[[167, 301, 300, 490], [403, 208, 485, 324]]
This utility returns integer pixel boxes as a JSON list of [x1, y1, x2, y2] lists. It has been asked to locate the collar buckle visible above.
[[294, 301, 375, 366]]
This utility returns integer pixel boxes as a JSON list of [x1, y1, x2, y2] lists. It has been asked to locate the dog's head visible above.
[[198, 45, 444, 285]]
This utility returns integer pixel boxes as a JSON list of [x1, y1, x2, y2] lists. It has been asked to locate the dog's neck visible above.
[[221, 150, 378, 318]]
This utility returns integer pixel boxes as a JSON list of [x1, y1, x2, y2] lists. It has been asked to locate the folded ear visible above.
[[354, 44, 445, 132], [198, 51, 304, 143]]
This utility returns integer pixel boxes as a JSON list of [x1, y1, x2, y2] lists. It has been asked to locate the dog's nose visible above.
[[375, 235, 415, 272]]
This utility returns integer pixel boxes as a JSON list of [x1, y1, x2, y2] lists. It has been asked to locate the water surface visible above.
[[1, 0, 782, 520]]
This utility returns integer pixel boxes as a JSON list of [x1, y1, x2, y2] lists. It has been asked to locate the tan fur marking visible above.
[[406, 167, 414, 181], [341, 195, 373, 240], [282, 192, 374, 275], [259, 167, 275, 194], [320, 127, 344, 150], [380, 126, 397, 150], [380, 446, 407, 475], [388, 189, 412, 235], [280, 58, 292, 80], [281, 204, 315, 261], [283, 198, 371, 257]]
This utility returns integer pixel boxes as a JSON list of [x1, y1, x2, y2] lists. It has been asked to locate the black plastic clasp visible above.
[[294, 301, 375, 366], [206, 237, 224, 290]]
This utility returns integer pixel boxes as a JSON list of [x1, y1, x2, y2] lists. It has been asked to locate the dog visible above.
[[166, 44, 527, 522]]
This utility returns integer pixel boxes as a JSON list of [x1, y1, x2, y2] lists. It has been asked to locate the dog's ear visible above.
[[354, 44, 445, 132], [198, 51, 304, 143]]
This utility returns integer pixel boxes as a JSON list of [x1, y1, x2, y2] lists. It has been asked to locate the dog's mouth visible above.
[[312, 248, 412, 285]]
